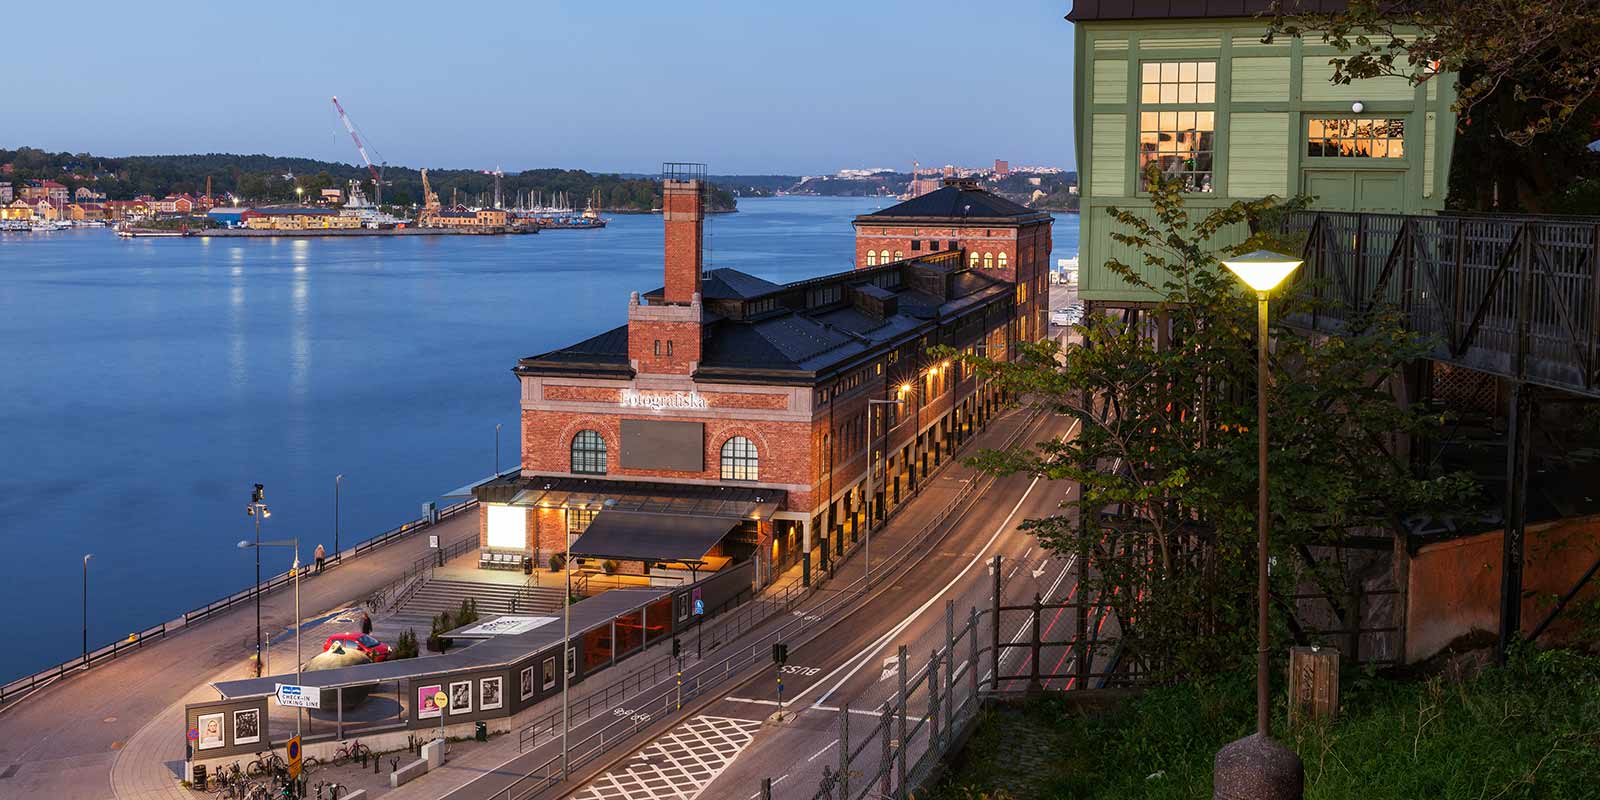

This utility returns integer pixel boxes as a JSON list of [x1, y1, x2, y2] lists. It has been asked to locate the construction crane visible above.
[[481, 168, 504, 210], [331, 96, 388, 206], [419, 168, 441, 225]]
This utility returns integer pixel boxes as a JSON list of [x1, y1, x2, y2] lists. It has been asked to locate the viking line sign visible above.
[[619, 390, 709, 411]]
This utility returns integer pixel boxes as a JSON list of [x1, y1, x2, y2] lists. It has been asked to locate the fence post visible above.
[[897, 645, 908, 797], [879, 702, 893, 799], [990, 555, 1002, 690], [838, 703, 850, 800], [1345, 583, 1363, 663], [1029, 593, 1043, 693], [969, 606, 979, 704], [944, 600, 955, 739], [928, 649, 941, 751]]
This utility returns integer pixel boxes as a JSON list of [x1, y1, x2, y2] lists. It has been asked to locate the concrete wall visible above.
[[1405, 514, 1600, 663]]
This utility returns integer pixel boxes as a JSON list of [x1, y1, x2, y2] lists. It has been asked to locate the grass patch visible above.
[[924, 649, 1600, 800]]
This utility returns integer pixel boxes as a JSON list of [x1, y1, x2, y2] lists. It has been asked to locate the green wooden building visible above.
[[1067, 1, 1459, 305]]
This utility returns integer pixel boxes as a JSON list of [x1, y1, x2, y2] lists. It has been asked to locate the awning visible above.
[[442, 469, 520, 498], [569, 511, 739, 562]]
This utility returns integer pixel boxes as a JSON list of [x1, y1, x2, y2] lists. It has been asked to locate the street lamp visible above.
[[82, 554, 92, 665], [334, 474, 343, 558], [863, 397, 905, 580], [246, 484, 270, 676], [239, 536, 303, 737], [495, 423, 503, 475], [1213, 250, 1304, 800]]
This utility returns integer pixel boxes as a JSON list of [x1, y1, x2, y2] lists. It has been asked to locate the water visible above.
[[0, 197, 1079, 682]]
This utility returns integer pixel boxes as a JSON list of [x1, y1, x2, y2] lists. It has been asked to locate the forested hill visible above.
[[0, 148, 737, 212]]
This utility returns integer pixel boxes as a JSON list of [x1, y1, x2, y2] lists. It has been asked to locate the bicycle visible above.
[[331, 739, 371, 767], [245, 751, 285, 778]]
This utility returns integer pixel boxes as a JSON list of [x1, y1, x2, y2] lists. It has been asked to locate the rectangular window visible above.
[[1139, 110, 1215, 192], [666, 340, 674, 356], [568, 507, 598, 536], [1307, 118, 1406, 158], [1140, 61, 1216, 105], [911, 240, 921, 251], [653, 340, 661, 356]]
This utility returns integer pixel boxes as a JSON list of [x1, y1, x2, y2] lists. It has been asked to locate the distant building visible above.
[[242, 207, 362, 230], [2, 199, 33, 220], [104, 200, 150, 221], [320, 188, 343, 205], [74, 186, 106, 203], [432, 208, 509, 229], [0, 182, 10, 203], [31, 197, 59, 220], [853, 178, 1053, 342], [207, 207, 249, 228], [22, 180, 68, 207], [993, 159, 1010, 176]]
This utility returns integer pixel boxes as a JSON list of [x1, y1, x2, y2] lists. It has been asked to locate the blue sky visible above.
[[1, 1, 1077, 175]]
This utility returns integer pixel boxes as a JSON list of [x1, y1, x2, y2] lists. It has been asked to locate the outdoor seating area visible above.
[[478, 549, 529, 571]]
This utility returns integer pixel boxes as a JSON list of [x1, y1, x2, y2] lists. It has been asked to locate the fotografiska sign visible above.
[[619, 389, 709, 411]]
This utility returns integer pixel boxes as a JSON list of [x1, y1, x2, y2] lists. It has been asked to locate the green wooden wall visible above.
[[1072, 19, 1459, 303]]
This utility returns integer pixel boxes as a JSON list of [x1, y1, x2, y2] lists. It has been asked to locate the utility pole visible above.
[[247, 483, 269, 676], [334, 474, 343, 558], [82, 554, 92, 665]]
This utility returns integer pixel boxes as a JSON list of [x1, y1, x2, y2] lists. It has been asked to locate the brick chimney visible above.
[[661, 178, 704, 304]]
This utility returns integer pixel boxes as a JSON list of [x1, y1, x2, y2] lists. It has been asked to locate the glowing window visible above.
[[996, 252, 1008, 270], [1307, 118, 1406, 158], [570, 430, 607, 475], [720, 436, 759, 481]]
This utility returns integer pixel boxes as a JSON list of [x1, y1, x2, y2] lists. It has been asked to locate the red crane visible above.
[[331, 96, 386, 205]]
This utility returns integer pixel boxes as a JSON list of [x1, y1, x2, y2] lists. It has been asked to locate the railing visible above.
[[490, 405, 1047, 800], [1283, 210, 1600, 397], [0, 498, 477, 705]]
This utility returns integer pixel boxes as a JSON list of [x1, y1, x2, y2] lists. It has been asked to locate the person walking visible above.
[[314, 543, 326, 574]]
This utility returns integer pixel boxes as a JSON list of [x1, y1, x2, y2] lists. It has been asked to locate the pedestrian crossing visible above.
[[571, 715, 763, 800]]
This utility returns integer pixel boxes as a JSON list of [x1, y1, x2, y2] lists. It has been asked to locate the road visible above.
[[563, 410, 1086, 800]]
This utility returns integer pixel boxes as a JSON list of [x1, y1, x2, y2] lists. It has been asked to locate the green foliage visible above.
[[950, 164, 1477, 679], [602, 559, 621, 576], [549, 552, 567, 572], [456, 598, 480, 628], [927, 652, 1600, 799], [427, 612, 453, 653], [393, 629, 419, 660]]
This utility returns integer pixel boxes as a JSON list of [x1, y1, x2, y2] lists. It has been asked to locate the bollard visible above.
[[390, 757, 399, 774], [373, 753, 380, 774]]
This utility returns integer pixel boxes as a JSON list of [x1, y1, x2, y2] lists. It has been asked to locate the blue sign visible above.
[[692, 587, 704, 616]]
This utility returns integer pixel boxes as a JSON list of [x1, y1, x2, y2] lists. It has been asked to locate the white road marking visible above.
[[726, 697, 881, 717], [804, 419, 1080, 708], [807, 739, 839, 762], [571, 715, 762, 800], [878, 656, 898, 683]]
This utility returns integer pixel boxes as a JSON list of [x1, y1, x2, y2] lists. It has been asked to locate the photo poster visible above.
[[417, 683, 443, 720], [542, 656, 557, 690], [197, 712, 225, 750], [519, 665, 534, 701], [480, 675, 503, 711], [449, 681, 472, 715], [232, 708, 261, 746]]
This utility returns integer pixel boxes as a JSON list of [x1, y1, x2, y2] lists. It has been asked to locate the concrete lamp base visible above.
[[1213, 733, 1304, 800]]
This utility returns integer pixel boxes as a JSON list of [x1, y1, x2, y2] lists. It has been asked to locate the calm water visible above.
[[0, 197, 1079, 681]]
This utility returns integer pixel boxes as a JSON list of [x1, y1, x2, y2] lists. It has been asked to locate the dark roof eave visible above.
[[515, 362, 636, 379], [851, 213, 1053, 227]]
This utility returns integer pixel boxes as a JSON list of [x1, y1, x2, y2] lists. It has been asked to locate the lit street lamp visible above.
[[247, 484, 270, 676], [1213, 250, 1304, 800], [239, 536, 303, 736], [863, 396, 905, 580]]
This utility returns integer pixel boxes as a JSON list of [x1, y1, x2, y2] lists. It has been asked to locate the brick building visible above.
[[852, 179, 1053, 342], [473, 165, 1044, 590]]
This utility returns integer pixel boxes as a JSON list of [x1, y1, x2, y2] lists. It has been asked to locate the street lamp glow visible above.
[[1222, 250, 1303, 293], [899, 382, 912, 394]]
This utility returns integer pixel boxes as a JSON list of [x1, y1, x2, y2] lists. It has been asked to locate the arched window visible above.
[[866, 251, 878, 266], [968, 251, 980, 269], [879, 249, 891, 264], [571, 430, 607, 474], [996, 251, 1008, 270], [720, 436, 759, 481], [983, 252, 993, 270], [893, 250, 903, 261]]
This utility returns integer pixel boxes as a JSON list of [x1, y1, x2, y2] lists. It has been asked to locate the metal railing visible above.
[[0, 498, 477, 704], [490, 404, 1047, 800], [1283, 210, 1600, 397]]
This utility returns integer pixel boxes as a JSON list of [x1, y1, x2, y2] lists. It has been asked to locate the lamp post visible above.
[[240, 536, 302, 736], [864, 397, 905, 579], [82, 554, 92, 665], [495, 423, 502, 475], [1213, 250, 1304, 800], [246, 484, 269, 675], [334, 474, 343, 558]]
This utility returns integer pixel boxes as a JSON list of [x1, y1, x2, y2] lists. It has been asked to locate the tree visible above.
[[953, 165, 1477, 678], [1267, 0, 1600, 212]]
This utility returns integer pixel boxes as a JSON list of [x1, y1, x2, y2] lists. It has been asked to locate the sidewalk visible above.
[[0, 507, 480, 800]]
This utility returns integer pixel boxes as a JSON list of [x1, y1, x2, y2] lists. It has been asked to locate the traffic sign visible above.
[[186, 728, 199, 741], [692, 587, 704, 616], [286, 736, 302, 780], [275, 683, 321, 709]]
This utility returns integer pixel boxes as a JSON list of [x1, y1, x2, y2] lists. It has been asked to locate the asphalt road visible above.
[[566, 410, 1087, 800]]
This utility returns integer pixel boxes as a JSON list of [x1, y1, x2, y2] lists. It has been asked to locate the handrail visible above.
[[0, 498, 478, 704]]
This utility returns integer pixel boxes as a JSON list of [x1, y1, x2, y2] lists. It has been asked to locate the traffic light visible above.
[[672, 638, 681, 660], [772, 643, 788, 665]]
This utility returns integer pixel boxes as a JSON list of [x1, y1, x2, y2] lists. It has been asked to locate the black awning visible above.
[[569, 511, 738, 562]]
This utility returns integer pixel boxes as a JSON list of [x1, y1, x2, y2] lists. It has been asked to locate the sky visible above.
[[0, 1, 1077, 176]]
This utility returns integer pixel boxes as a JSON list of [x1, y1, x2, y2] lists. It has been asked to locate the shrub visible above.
[[457, 598, 480, 627], [602, 559, 621, 576], [549, 553, 566, 572], [393, 629, 419, 660]]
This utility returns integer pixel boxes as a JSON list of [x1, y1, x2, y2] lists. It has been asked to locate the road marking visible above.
[[727, 697, 881, 717], [571, 715, 762, 800], [878, 656, 897, 683], [807, 739, 839, 762], [1032, 562, 1049, 579], [804, 419, 1080, 708]]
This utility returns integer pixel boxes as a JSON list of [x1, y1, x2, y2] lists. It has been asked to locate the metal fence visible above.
[[0, 498, 477, 705], [1283, 210, 1600, 398]]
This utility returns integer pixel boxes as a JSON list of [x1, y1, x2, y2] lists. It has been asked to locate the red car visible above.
[[323, 633, 392, 662]]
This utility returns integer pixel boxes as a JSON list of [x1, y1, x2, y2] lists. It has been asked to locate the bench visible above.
[[389, 757, 428, 788], [478, 550, 525, 571]]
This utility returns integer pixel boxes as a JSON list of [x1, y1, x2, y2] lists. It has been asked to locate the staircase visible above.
[[390, 577, 565, 631]]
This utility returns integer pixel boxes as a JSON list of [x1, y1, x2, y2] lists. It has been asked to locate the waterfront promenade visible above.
[[0, 509, 476, 800]]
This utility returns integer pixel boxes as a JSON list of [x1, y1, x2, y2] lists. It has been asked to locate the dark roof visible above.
[[855, 185, 1049, 225], [1066, 0, 1346, 21], [569, 511, 738, 561], [522, 324, 632, 376]]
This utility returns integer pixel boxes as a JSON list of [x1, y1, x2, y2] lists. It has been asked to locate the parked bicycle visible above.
[[331, 739, 371, 767], [245, 750, 285, 778]]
